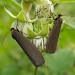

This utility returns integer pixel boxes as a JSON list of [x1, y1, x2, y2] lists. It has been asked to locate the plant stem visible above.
[[34, 67, 38, 75]]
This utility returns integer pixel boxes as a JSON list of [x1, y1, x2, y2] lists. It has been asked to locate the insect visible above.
[[11, 28, 45, 67], [46, 14, 63, 53]]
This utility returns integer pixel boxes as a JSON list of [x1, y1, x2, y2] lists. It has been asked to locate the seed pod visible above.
[[11, 28, 45, 67], [46, 14, 62, 53]]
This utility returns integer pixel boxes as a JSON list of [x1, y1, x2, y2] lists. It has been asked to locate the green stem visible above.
[[34, 67, 38, 75]]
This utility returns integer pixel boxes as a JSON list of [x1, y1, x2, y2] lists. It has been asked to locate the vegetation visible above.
[[0, 0, 75, 75]]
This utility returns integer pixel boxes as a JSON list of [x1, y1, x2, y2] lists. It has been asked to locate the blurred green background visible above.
[[0, 0, 75, 75]]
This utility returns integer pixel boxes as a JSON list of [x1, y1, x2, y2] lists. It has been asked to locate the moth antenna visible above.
[[16, 18, 18, 30]]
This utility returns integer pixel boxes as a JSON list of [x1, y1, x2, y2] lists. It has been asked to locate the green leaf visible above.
[[59, 24, 75, 48], [59, 0, 75, 3], [17, 11, 25, 22], [21, 0, 32, 14], [52, 0, 75, 4], [27, 28, 37, 38], [51, 0, 59, 4], [44, 49, 74, 74], [34, 0, 51, 5], [4, 7, 16, 18], [55, 3, 75, 17], [62, 16, 75, 29], [11, 0, 21, 10], [25, 13, 38, 22], [38, 25, 49, 36]]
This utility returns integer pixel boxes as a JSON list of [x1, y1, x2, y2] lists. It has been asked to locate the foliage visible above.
[[0, 0, 75, 75]]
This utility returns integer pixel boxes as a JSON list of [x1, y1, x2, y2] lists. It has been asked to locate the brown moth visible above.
[[46, 14, 63, 53], [11, 28, 45, 67]]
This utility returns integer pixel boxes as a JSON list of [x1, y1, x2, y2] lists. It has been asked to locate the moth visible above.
[[46, 14, 63, 53], [11, 28, 45, 67]]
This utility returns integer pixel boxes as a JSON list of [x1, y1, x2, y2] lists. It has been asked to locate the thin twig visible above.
[[2, 30, 10, 45]]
